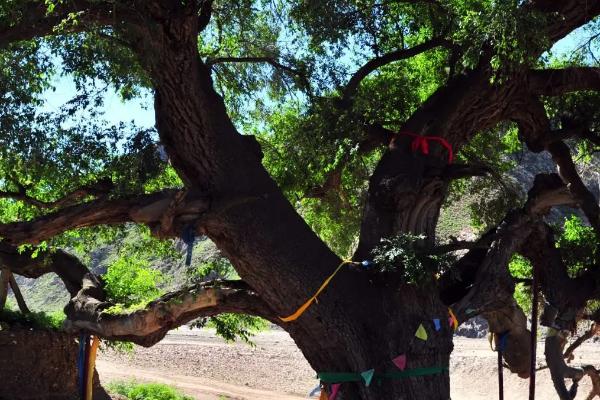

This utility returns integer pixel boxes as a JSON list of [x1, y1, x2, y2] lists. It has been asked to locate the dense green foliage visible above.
[[106, 381, 194, 400], [1, 0, 597, 258], [558, 215, 598, 277], [371, 234, 455, 284], [103, 256, 166, 311], [508, 254, 533, 313], [0, 307, 65, 330]]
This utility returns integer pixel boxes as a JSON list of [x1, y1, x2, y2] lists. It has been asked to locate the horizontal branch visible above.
[[524, 173, 578, 215], [441, 163, 492, 180], [0, 189, 209, 245], [342, 37, 451, 101], [529, 67, 600, 96], [206, 56, 304, 78], [64, 280, 277, 347], [1, 240, 277, 347]]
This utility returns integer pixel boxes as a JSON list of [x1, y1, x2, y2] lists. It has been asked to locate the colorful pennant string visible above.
[[329, 384, 341, 400], [361, 369, 375, 387], [398, 131, 454, 164], [415, 324, 428, 341], [308, 384, 321, 397], [318, 366, 449, 383], [433, 318, 441, 331], [280, 260, 353, 322], [392, 354, 407, 371]]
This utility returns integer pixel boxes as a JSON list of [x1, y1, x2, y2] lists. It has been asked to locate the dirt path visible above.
[[97, 329, 600, 399]]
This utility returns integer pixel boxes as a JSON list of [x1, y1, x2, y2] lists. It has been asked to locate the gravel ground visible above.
[[97, 329, 600, 400]]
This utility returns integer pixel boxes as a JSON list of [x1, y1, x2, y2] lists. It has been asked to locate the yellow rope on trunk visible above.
[[280, 260, 353, 322]]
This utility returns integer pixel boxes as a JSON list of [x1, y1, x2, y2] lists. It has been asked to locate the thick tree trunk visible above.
[[297, 284, 452, 400], [122, 8, 455, 399]]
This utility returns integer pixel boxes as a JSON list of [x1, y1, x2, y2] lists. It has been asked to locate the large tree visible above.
[[2, 0, 600, 398]]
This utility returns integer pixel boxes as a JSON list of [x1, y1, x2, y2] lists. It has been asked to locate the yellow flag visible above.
[[415, 324, 428, 341]]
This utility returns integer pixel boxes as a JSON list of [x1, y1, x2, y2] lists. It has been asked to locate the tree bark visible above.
[[0, 269, 9, 310], [8, 273, 29, 314]]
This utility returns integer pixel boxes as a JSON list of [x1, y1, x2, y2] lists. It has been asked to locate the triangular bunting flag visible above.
[[361, 369, 375, 387], [415, 324, 428, 341], [433, 318, 441, 331], [330, 383, 341, 400], [319, 389, 329, 400], [392, 354, 407, 371], [448, 308, 459, 331], [308, 384, 321, 397]]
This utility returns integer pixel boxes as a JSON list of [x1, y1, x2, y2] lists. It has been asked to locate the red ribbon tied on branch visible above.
[[399, 131, 454, 164]]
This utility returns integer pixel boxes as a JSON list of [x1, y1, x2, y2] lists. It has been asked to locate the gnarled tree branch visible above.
[[0, 189, 209, 245], [64, 279, 277, 347], [1, 240, 277, 347], [342, 37, 451, 101]]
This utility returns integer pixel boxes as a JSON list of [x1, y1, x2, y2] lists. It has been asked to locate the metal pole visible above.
[[529, 266, 539, 400], [498, 347, 504, 400]]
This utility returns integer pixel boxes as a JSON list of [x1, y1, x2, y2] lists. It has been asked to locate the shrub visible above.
[[106, 381, 194, 400]]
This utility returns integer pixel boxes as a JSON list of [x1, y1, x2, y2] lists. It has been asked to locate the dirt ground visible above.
[[97, 329, 600, 399]]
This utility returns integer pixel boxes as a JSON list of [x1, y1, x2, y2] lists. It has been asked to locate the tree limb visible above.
[[0, 189, 209, 245], [197, 0, 214, 31], [206, 56, 307, 83], [1, 240, 277, 347], [545, 331, 585, 400], [342, 37, 451, 101], [513, 97, 600, 235], [527, 0, 600, 44], [563, 323, 600, 363], [547, 140, 600, 235], [64, 279, 277, 347], [440, 173, 580, 377], [529, 67, 600, 96], [0, 0, 119, 48]]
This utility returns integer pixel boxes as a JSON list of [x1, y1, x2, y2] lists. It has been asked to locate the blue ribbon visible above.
[[182, 225, 195, 266], [498, 331, 509, 352]]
